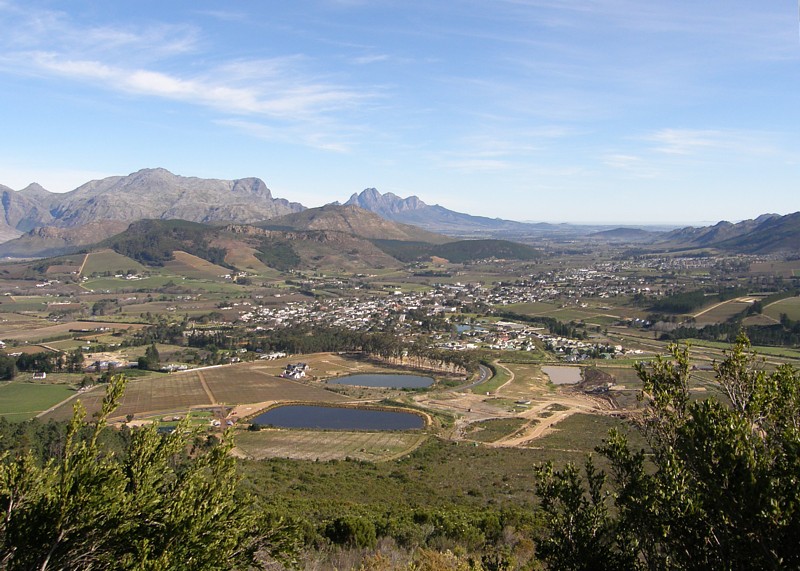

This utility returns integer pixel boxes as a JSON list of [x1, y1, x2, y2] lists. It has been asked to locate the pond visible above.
[[542, 365, 582, 385], [250, 404, 425, 431], [328, 373, 434, 389], [456, 324, 485, 333]]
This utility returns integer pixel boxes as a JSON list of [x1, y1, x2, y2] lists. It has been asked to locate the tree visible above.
[[0, 374, 294, 570], [0, 356, 15, 381], [536, 335, 800, 570], [138, 343, 161, 371]]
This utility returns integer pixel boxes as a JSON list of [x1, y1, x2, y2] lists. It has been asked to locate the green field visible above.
[[0, 382, 76, 422]]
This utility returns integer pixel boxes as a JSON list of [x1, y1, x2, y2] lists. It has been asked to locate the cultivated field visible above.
[[42, 354, 397, 423], [764, 296, 800, 321], [234, 429, 427, 461], [0, 312, 51, 334], [693, 298, 754, 325], [162, 251, 230, 280], [0, 320, 145, 342], [0, 382, 76, 422], [80, 250, 145, 276]]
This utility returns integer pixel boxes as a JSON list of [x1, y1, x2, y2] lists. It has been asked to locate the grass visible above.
[[530, 412, 645, 452], [0, 382, 76, 421], [465, 418, 527, 443], [239, 436, 594, 515], [472, 362, 511, 394]]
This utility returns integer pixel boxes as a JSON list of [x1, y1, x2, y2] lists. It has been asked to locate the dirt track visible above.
[[414, 365, 612, 447]]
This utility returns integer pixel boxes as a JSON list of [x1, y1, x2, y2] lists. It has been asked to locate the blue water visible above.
[[328, 373, 433, 389], [251, 404, 425, 430]]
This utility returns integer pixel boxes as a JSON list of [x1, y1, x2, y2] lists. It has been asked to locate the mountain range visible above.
[[344, 188, 566, 238], [0, 168, 798, 258], [0, 168, 303, 241]]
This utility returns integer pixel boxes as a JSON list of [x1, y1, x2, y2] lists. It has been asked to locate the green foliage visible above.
[[535, 335, 800, 570], [0, 375, 293, 570], [325, 515, 378, 548], [138, 343, 161, 371], [254, 238, 301, 271], [0, 356, 15, 381]]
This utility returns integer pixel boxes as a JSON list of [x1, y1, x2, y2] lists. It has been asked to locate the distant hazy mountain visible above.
[[0, 168, 305, 242], [589, 227, 663, 243], [344, 188, 563, 238]]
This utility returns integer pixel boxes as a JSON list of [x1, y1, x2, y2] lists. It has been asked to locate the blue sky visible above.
[[0, 1, 798, 224]]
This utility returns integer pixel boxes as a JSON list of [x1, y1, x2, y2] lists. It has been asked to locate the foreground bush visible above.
[[536, 335, 800, 570], [0, 375, 293, 570]]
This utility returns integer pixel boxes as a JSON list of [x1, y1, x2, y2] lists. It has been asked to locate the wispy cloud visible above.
[[194, 9, 248, 23], [18, 51, 372, 121], [0, 2, 379, 148], [217, 119, 354, 153], [352, 54, 390, 65], [433, 126, 574, 174], [644, 128, 780, 158]]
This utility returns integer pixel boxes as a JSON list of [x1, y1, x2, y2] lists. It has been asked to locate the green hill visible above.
[[102, 219, 232, 268]]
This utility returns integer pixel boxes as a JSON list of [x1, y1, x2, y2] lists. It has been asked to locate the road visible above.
[[456, 364, 491, 391]]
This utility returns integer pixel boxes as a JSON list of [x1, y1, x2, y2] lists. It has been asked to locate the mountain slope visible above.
[[712, 212, 800, 253], [81, 219, 402, 273], [262, 204, 452, 244], [0, 221, 130, 259], [659, 213, 798, 253]]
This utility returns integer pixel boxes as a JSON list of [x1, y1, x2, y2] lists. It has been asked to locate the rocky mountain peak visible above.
[[20, 183, 50, 194], [345, 187, 429, 216]]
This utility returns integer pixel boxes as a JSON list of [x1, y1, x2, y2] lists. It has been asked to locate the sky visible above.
[[0, 1, 798, 225]]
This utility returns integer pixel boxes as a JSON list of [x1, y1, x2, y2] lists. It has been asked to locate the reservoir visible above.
[[328, 373, 433, 389], [542, 365, 582, 385], [251, 404, 425, 430]]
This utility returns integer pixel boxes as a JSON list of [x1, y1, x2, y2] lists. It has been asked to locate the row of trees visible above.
[[0, 350, 86, 380], [662, 313, 800, 346]]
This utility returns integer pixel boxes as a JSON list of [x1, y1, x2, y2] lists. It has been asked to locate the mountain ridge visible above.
[[1, 169, 799, 256], [0, 168, 305, 236]]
